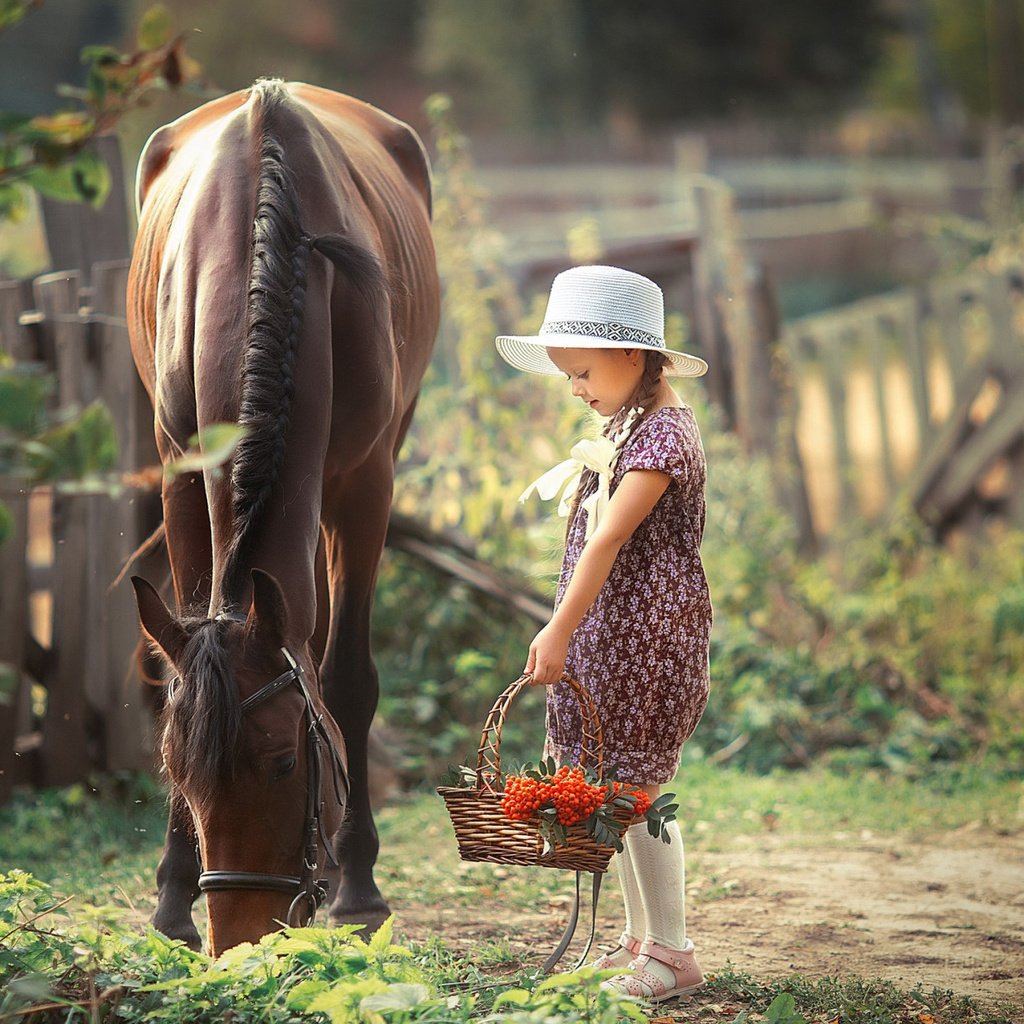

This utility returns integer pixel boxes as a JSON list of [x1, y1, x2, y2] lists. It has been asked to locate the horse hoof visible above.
[[328, 901, 391, 936], [152, 911, 202, 952]]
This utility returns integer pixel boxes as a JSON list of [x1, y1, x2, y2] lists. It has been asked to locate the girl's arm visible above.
[[525, 468, 671, 684]]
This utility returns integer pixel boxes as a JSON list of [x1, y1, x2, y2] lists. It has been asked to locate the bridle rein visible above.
[[172, 640, 349, 927]]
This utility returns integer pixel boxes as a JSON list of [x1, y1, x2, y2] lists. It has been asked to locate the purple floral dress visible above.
[[545, 406, 712, 785]]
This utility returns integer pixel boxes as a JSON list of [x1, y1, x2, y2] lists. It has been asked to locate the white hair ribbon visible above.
[[519, 409, 640, 540]]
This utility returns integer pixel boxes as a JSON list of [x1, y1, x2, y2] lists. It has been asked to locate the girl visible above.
[[496, 265, 712, 1002]]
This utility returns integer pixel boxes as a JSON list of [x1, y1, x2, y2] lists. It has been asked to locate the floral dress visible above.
[[545, 406, 712, 785]]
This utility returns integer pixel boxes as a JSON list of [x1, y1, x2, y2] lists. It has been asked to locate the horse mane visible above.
[[161, 618, 241, 815], [219, 79, 386, 607]]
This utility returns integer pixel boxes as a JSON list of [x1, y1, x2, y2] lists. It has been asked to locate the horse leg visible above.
[[150, 470, 212, 950], [152, 793, 202, 948], [320, 464, 392, 932]]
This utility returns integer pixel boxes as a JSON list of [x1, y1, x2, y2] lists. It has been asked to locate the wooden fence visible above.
[[0, 261, 161, 805], [783, 264, 1024, 537]]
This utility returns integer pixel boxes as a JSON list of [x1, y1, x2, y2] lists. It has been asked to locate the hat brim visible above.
[[495, 334, 708, 378]]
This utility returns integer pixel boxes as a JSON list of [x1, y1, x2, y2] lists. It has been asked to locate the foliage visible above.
[[0, 353, 243, 542], [0, 870, 655, 1024], [0, 3, 202, 220], [0, 359, 118, 508]]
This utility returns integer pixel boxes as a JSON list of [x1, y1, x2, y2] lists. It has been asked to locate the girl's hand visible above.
[[525, 623, 570, 685]]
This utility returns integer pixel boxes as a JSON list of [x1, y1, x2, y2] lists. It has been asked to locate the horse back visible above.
[[128, 82, 438, 457]]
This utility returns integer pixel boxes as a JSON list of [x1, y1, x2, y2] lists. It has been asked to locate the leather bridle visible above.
[[176, 642, 349, 927]]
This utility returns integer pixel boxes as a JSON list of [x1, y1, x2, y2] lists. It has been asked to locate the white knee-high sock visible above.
[[616, 838, 645, 943], [624, 820, 688, 950]]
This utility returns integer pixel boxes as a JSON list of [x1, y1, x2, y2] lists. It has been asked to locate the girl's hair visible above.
[[566, 349, 669, 530]]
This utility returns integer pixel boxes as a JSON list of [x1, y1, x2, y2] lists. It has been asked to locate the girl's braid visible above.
[[566, 350, 669, 531]]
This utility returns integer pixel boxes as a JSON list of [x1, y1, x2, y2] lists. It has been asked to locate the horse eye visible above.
[[271, 755, 296, 781]]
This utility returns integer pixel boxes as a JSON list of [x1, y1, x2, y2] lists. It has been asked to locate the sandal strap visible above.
[[638, 939, 695, 971], [619, 932, 642, 955]]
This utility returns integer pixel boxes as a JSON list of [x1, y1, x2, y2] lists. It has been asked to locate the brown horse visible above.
[[126, 80, 439, 955]]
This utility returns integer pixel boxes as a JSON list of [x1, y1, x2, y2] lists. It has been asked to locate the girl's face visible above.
[[547, 347, 644, 417]]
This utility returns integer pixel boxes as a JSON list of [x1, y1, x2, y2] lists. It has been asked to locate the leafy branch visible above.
[[0, 3, 203, 219]]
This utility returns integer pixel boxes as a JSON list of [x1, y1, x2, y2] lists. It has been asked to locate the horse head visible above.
[[131, 569, 347, 955]]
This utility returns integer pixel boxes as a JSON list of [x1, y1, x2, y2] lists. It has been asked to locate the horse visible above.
[[126, 79, 439, 955]]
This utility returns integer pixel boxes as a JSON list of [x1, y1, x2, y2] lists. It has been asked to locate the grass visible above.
[[1, 764, 1020, 1023], [2, 761, 1019, 913]]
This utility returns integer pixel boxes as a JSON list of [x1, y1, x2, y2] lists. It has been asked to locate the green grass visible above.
[[2, 762, 1019, 910]]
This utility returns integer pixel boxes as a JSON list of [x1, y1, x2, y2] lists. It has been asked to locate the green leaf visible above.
[[492, 988, 531, 1007], [0, 661, 17, 704], [164, 422, 246, 478], [766, 991, 807, 1024], [0, 364, 53, 434], [26, 151, 110, 209], [0, 0, 33, 31], [137, 4, 172, 49], [79, 45, 123, 66], [0, 502, 13, 546], [359, 983, 432, 1012]]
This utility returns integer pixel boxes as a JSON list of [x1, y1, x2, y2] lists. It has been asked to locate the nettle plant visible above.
[[0, 871, 647, 1024]]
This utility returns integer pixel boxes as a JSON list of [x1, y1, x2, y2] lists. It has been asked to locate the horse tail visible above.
[[219, 81, 388, 609]]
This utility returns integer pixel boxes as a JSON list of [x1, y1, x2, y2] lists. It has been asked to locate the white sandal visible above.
[[605, 939, 705, 1002]]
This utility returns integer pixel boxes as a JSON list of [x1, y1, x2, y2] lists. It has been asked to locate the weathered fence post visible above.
[[0, 279, 37, 802], [32, 270, 98, 785], [747, 264, 817, 553]]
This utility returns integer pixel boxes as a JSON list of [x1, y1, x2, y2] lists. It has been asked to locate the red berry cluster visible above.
[[501, 766, 651, 827], [607, 780, 652, 817], [501, 775, 555, 821]]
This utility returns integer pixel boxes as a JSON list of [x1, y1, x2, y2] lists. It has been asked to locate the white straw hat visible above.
[[496, 265, 707, 378]]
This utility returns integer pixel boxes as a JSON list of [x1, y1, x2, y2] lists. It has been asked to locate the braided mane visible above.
[[218, 81, 386, 608], [218, 80, 309, 604]]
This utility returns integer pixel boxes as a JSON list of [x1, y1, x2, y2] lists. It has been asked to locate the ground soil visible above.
[[393, 827, 1024, 1020]]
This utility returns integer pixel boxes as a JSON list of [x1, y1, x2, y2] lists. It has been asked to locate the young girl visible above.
[[496, 265, 712, 1002]]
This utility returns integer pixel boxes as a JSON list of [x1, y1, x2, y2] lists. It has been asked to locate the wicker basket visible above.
[[437, 674, 634, 874]]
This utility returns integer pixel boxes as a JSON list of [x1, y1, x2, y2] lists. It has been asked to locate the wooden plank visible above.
[[903, 362, 990, 518], [866, 316, 897, 497], [820, 325, 857, 522], [926, 383, 1024, 518], [0, 279, 36, 802], [928, 280, 969, 402], [93, 260, 157, 772], [688, 178, 735, 423], [984, 271, 1019, 380], [902, 293, 933, 450], [33, 270, 96, 786]]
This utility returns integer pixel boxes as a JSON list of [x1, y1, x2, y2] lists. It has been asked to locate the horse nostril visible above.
[[271, 755, 297, 781]]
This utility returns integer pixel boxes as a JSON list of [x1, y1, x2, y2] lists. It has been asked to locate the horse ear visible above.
[[247, 569, 288, 648], [131, 576, 188, 667]]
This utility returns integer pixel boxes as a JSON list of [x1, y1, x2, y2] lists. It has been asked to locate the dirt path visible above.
[[393, 828, 1024, 1018]]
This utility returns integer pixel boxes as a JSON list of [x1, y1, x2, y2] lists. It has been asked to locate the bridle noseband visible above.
[[179, 640, 349, 927]]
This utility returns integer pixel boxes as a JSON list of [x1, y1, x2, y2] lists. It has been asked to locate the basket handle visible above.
[[475, 673, 604, 795]]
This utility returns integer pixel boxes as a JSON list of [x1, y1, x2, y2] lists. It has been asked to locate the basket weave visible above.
[[437, 674, 634, 874]]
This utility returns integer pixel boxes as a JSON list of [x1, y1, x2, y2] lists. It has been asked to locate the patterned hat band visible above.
[[540, 319, 665, 349]]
